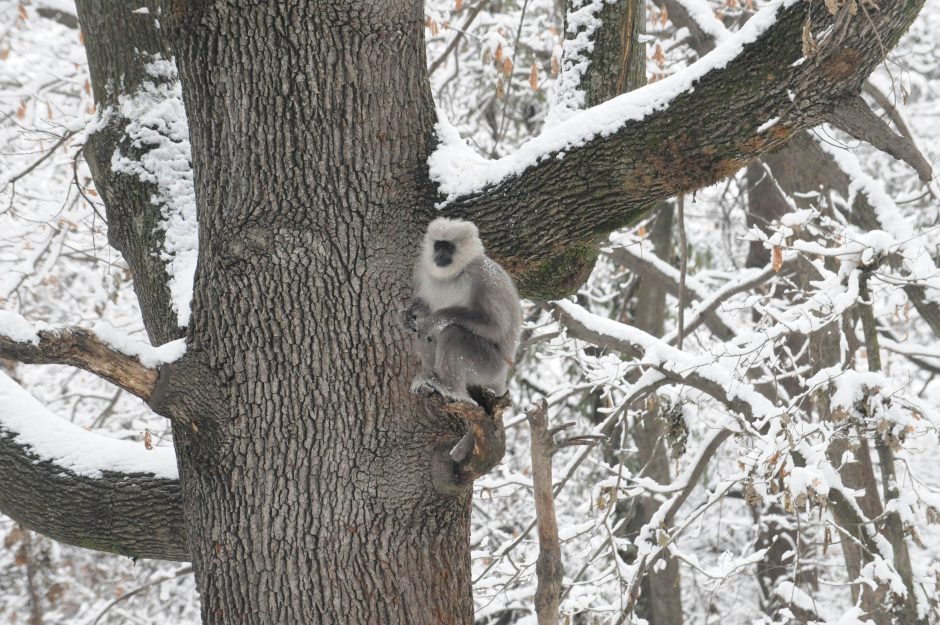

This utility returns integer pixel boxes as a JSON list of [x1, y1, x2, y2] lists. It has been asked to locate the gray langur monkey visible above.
[[401, 217, 523, 404]]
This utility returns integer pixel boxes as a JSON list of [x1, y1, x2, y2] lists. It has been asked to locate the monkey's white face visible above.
[[421, 218, 484, 281]]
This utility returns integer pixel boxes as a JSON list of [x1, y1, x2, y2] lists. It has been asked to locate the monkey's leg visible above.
[[428, 325, 476, 403], [465, 339, 508, 396], [409, 332, 444, 395]]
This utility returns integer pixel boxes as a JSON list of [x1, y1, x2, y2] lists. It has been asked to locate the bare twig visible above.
[[428, 0, 488, 76], [526, 398, 563, 625], [90, 565, 194, 625], [1, 130, 76, 191]]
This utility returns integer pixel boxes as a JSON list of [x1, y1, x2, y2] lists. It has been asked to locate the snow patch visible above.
[[108, 54, 197, 328], [0, 372, 178, 479], [0, 310, 46, 344], [92, 321, 186, 368]]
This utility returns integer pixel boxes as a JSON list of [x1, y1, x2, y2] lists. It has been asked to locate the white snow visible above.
[[0, 312, 185, 368], [92, 321, 186, 368], [546, 0, 614, 126], [429, 0, 799, 203], [108, 55, 197, 328], [0, 371, 178, 479], [756, 116, 780, 133], [0, 310, 46, 344], [672, 0, 731, 43]]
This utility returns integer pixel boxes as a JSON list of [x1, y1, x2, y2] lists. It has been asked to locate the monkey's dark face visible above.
[[433, 240, 456, 268]]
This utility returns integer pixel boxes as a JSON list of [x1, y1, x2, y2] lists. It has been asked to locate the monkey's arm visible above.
[[422, 307, 501, 343], [401, 298, 430, 333]]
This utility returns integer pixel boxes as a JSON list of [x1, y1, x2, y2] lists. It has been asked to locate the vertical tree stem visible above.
[[527, 399, 563, 625], [676, 195, 688, 350], [858, 271, 923, 624]]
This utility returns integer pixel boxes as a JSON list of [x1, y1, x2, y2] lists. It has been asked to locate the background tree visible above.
[[1, 0, 938, 624]]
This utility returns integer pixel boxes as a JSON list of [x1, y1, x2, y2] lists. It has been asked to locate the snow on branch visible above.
[[0, 371, 177, 479], [105, 54, 198, 329], [817, 136, 940, 336], [0, 311, 184, 401], [0, 368, 187, 560], [548, 299, 779, 421], [429, 0, 799, 203], [429, 0, 926, 300]]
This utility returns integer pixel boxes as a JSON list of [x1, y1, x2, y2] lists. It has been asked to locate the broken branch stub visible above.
[[426, 389, 509, 494]]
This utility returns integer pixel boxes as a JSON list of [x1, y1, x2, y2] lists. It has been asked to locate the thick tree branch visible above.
[[827, 95, 932, 183], [0, 327, 159, 401], [75, 0, 186, 344], [435, 0, 924, 298], [0, 370, 187, 560], [0, 430, 188, 560]]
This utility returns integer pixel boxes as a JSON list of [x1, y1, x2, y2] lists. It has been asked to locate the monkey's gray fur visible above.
[[402, 217, 522, 404]]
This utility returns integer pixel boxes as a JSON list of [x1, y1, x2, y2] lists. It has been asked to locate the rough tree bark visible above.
[[77, 0, 183, 345], [146, 4, 484, 624], [0, 0, 929, 623]]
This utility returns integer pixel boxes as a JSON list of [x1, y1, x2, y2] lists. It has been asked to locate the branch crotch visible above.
[[148, 351, 226, 440]]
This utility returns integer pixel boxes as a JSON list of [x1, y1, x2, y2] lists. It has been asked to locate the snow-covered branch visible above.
[[431, 0, 926, 298], [0, 312, 183, 402], [0, 371, 187, 561]]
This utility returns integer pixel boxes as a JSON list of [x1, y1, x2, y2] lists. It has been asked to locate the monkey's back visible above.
[[467, 256, 523, 358]]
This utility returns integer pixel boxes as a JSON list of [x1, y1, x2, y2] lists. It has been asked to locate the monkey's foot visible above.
[[410, 374, 476, 405]]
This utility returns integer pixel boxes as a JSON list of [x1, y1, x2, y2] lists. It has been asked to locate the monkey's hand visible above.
[[400, 298, 429, 333]]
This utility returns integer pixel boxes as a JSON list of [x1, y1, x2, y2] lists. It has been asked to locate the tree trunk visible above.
[[152, 4, 474, 624]]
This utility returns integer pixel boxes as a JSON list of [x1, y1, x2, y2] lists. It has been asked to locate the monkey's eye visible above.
[[426, 335, 433, 342]]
